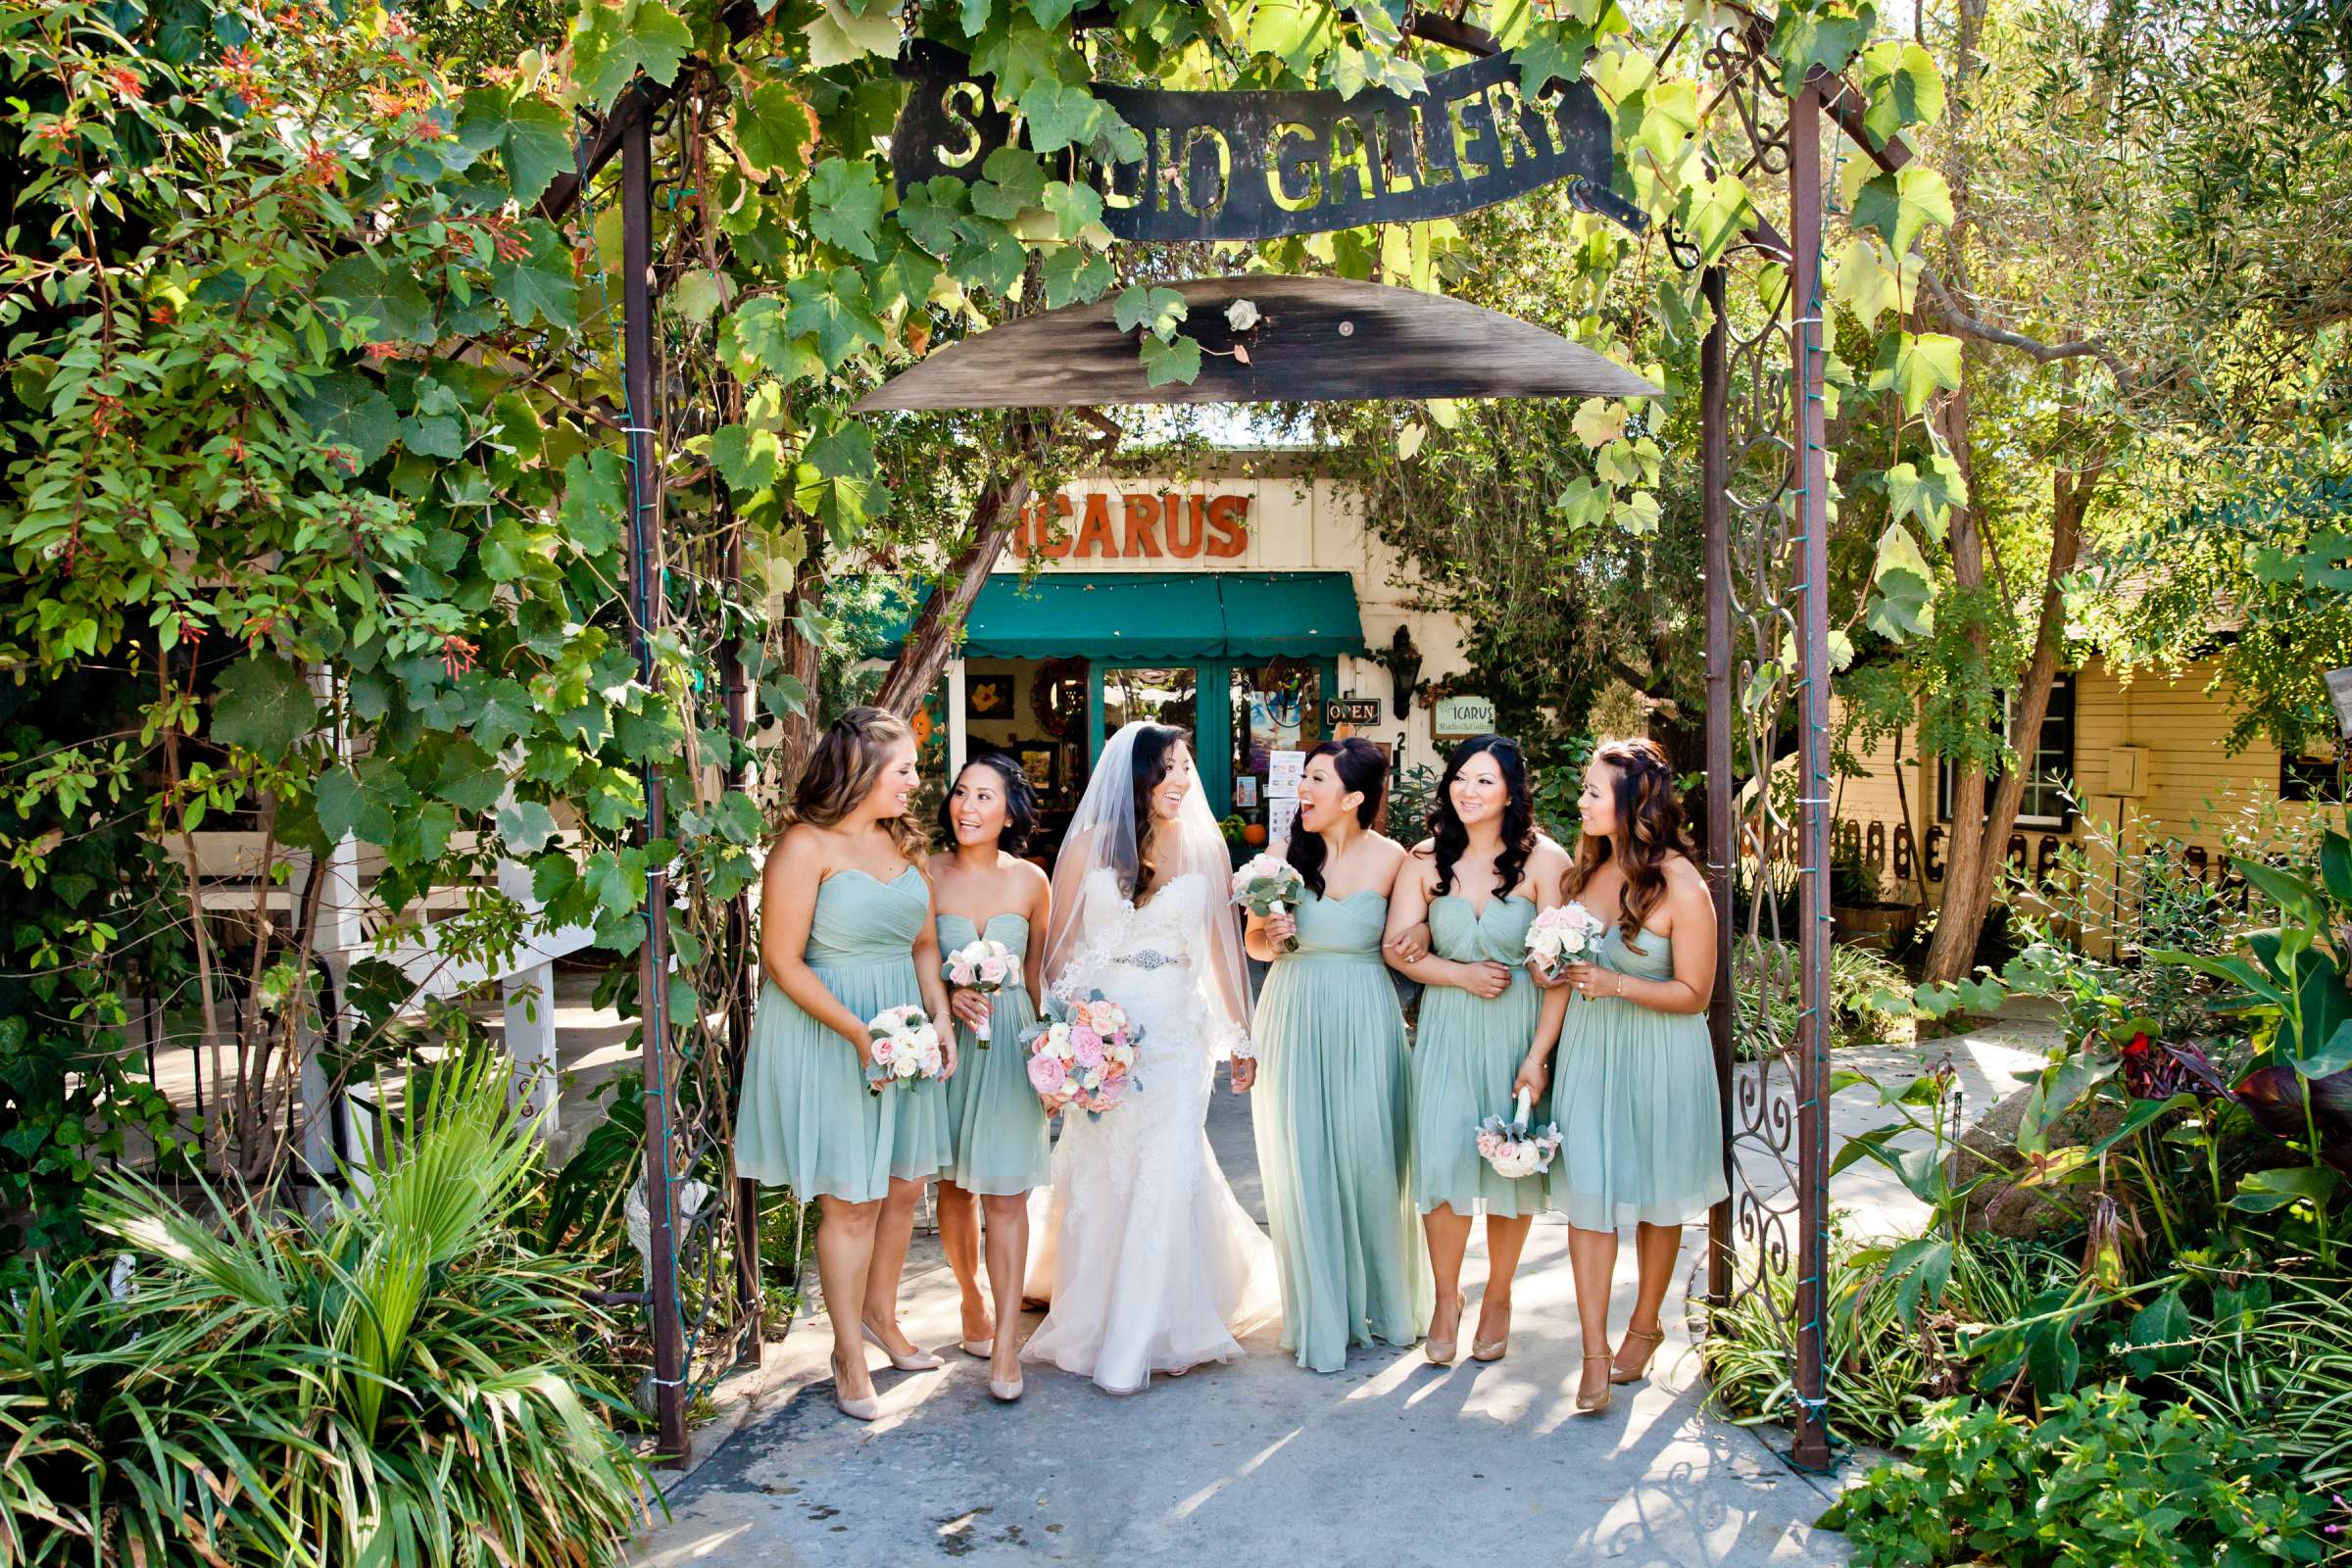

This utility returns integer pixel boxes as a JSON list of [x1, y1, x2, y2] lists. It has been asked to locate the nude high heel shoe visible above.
[[861, 1320, 945, 1371], [1611, 1326, 1666, 1385], [1575, 1351, 1614, 1414], [988, 1370, 1024, 1401], [1425, 1294, 1467, 1366], [831, 1353, 879, 1421], [960, 1335, 995, 1360]]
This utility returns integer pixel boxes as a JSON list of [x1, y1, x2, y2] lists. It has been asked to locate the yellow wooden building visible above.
[[1831, 654, 2347, 955]]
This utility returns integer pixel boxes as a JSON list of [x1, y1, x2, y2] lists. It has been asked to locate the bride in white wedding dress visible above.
[[1021, 721, 1277, 1394]]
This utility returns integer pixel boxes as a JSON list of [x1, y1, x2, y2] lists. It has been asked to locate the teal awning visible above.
[[871, 571, 1365, 660]]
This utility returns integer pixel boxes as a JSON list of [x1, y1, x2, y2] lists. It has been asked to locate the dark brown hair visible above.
[[1119, 723, 1189, 901], [1427, 733, 1536, 900], [938, 752, 1039, 857], [1562, 736, 1690, 950]]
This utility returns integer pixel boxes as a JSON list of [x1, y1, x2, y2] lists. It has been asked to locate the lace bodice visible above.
[[1054, 867, 1208, 993]]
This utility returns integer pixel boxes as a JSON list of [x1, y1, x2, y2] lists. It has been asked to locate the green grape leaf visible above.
[[725, 297, 828, 383], [1882, 454, 1965, 537], [803, 416, 875, 480], [1851, 164, 1954, 256], [1114, 283, 1188, 340], [1866, 523, 1936, 640], [1041, 244, 1115, 307], [1139, 332, 1202, 387], [1858, 39, 1944, 147], [970, 145, 1050, 220], [452, 88, 571, 203], [212, 654, 318, 760], [736, 81, 819, 177], [784, 268, 885, 369], [1512, 21, 1592, 95], [1767, 1, 1871, 92], [290, 368, 399, 466], [1871, 331, 1964, 416], [573, 0, 693, 108], [808, 157, 886, 260], [710, 423, 781, 494], [560, 450, 626, 558], [316, 254, 433, 344], [498, 799, 560, 855], [1018, 77, 1105, 155], [803, 0, 902, 66], [490, 220, 580, 329]]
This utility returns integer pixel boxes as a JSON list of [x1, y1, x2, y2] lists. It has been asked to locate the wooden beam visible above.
[[855, 275, 1663, 411]]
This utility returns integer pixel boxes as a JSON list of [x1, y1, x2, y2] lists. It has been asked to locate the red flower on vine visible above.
[[37, 120, 76, 146], [90, 394, 122, 436], [149, 302, 173, 323], [227, 435, 247, 464], [365, 340, 402, 363], [441, 634, 478, 682], [106, 67, 145, 101], [242, 613, 279, 646], [300, 140, 343, 186], [476, 212, 530, 264]]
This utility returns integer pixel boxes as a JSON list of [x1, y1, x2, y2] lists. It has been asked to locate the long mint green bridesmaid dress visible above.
[[1250, 888, 1434, 1372], [1410, 893, 1547, 1218], [1547, 919, 1728, 1229], [936, 911, 1050, 1195], [737, 867, 951, 1202]]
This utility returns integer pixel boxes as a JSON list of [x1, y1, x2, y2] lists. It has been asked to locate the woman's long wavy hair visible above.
[[780, 706, 929, 864], [1117, 723, 1189, 901], [1563, 736, 1690, 951], [1427, 733, 1536, 900], [1286, 737, 1388, 897]]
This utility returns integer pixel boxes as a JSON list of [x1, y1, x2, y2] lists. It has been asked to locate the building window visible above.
[[1938, 675, 2077, 831], [2282, 750, 2347, 804]]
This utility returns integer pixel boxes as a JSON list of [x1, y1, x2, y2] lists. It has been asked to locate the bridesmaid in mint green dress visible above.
[[1385, 734, 1572, 1366], [1243, 738, 1432, 1373], [929, 754, 1054, 1401], [1523, 737, 1725, 1416], [737, 708, 958, 1421]]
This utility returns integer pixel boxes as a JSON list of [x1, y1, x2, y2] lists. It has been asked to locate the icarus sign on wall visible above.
[[893, 44, 1643, 244]]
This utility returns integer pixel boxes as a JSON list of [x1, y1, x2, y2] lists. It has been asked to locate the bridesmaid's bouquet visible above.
[[1021, 991, 1142, 1121], [942, 937, 1019, 1045], [1525, 901, 1609, 980], [864, 1004, 945, 1094], [1476, 1088, 1564, 1179], [1231, 853, 1306, 954]]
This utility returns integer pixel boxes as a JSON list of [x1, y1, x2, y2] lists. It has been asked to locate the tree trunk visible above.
[[1920, 382, 1991, 983], [871, 414, 1050, 719], [1923, 460, 2100, 981]]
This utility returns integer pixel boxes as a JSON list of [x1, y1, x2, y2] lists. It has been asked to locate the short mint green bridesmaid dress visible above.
[[936, 911, 1050, 1196], [737, 867, 951, 1202], [1250, 888, 1433, 1372], [1410, 893, 1547, 1219], [1547, 920, 1729, 1229]]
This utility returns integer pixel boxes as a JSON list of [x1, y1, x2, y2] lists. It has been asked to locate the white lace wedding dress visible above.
[[1022, 866, 1277, 1393]]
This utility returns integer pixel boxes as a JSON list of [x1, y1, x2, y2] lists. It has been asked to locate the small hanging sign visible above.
[[893, 44, 1644, 244]]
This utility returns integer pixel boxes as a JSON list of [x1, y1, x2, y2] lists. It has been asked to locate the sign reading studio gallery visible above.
[[893, 44, 1643, 244]]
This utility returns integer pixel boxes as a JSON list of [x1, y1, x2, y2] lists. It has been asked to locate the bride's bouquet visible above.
[[1476, 1087, 1564, 1179], [1230, 853, 1306, 954], [864, 1004, 945, 1095], [1022, 991, 1142, 1120], [1525, 901, 1609, 980], [942, 937, 1019, 1045]]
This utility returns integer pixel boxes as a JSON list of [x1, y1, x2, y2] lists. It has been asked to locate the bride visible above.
[[1021, 720, 1276, 1393]]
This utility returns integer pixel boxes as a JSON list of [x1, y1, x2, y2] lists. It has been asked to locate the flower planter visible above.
[[1833, 902, 1919, 949]]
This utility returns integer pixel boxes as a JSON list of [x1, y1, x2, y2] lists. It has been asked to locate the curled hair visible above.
[[783, 705, 928, 864], [1564, 736, 1691, 951], [1286, 737, 1388, 898], [1427, 734, 1536, 901], [1118, 723, 1189, 901], [937, 751, 1039, 857]]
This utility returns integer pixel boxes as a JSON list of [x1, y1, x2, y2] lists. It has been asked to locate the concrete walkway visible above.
[[628, 1012, 2057, 1568]]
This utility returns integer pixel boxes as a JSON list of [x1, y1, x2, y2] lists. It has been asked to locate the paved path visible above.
[[626, 1011, 2057, 1568]]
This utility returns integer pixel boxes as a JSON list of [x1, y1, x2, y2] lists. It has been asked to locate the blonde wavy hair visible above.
[[779, 706, 929, 864]]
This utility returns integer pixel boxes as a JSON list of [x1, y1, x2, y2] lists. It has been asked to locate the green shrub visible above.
[[1818, 1385, 2322, 1567], [0, 1053, 658, 1567], [1731, 938, 1916, 1061], [1705, 1229, 2080, 1447]]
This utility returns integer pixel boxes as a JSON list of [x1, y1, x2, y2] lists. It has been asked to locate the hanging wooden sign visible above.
[[893, 43, 1644, 243]]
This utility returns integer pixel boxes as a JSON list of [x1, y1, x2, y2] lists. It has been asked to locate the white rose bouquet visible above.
[[1525, 901, 1609, 979], [1475, 1087, 1564, 1180], [864, 1004, 945, 1095], [942, 937, 1019, 1045], [1230, 853, 1306, 954]]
